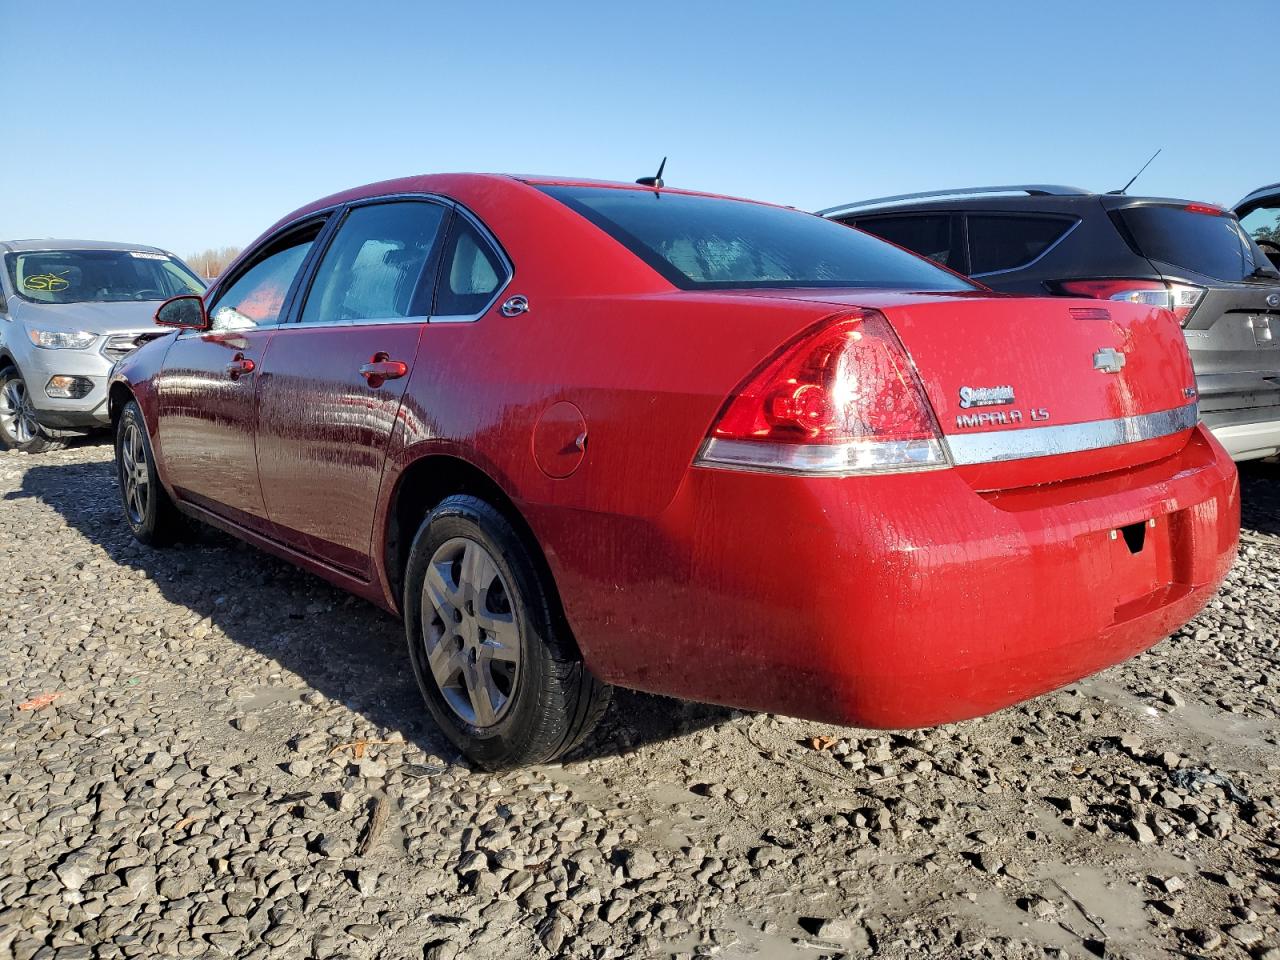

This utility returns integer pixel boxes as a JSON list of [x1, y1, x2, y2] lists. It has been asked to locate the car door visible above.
[[253, 198, 450, 576], [156, 219, 325, 528]]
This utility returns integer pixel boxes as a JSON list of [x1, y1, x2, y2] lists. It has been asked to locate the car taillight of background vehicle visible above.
[[1052, 278, 1205, 326], [695, 310, 948, 476]]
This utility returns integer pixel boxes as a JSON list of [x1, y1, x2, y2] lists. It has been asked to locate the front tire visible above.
[[115, 400, 185, 546], [0, 365, 67, 453], [403, 495, 610, 769]]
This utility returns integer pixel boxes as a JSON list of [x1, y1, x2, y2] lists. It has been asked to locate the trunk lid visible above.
[[879, 295, 1199, 487], [725, 289, 1199, 488]]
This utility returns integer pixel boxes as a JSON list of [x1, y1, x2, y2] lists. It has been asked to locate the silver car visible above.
[[0, 239, 205, 452]]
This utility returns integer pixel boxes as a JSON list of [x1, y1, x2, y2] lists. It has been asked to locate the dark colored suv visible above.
[[821, 185, 1280, 460]]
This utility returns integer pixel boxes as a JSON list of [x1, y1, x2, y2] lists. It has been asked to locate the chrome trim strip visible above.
[[260, 315, 429, 331], [695, 403, 1198, 477], [944, 402, 1199, 465], [695, 437, 949, 476]]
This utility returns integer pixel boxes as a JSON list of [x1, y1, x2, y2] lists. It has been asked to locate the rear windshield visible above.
[[1116, 205, 1269, 282], [539, 185, 976, 292], [5, 249, 205, 305]]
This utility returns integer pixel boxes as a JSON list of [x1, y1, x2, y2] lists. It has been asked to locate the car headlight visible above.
[[27, 329, 97, 350]]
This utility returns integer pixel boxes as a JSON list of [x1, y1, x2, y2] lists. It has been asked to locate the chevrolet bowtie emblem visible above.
[[1093, 347, 1126, 374]]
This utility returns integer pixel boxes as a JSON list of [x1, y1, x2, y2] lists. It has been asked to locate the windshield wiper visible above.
[[1248, 265, 1280, 281]]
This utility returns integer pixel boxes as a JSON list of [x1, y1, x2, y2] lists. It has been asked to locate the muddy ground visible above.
[[1, 441, 1277, 960]]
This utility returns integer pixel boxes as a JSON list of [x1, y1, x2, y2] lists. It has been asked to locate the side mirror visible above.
[[155, 294, 209, 330]]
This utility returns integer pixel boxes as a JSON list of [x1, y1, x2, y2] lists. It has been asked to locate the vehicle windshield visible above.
[[1117, 204, 1275, 282], [5, 249, 205, 305], [539, 185, 977, 291]]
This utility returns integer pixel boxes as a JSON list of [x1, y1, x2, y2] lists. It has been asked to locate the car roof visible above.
[[258, 172, 804, 252], [0, 238, 170, 255], [289, 172, 790, 219], [510, 174, 763, 202], [820, 186, 1218, 218]]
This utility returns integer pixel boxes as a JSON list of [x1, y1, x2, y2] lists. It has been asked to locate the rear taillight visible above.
[[1052, 278, 1205, 326], [695, 310, 947, 475]]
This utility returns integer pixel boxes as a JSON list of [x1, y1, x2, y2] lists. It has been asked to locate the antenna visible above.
[[636, 157, 667, 189], [1117, 148, 1162, 195]]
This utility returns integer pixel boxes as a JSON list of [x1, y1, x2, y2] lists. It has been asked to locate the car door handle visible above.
[[226, 354, 256, 379], [359, 353, 408, 388]]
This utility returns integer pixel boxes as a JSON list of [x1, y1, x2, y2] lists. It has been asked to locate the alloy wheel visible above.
[[0, 376, 39, 445], [119, 422, 151, 525], [420, 536, 521, 727]]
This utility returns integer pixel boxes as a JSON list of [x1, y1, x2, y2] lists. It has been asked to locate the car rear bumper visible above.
[[1200, 411, 1280, 460], [536, 424, 1238, 728], [1195, 371, 1280, 459]]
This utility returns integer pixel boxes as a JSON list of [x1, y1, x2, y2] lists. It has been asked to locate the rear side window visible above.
[[540, 185, 975, 291], [1117, 205, 1267, 282], [301, 201, 446, 324], [966, 215, 1075, 275], [433, 216, 507, 317], [851, 215, 959, 270]]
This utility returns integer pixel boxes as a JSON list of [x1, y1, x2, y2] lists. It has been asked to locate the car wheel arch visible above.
[[382, 453, 578, 653], [108, 382, 136, 428]]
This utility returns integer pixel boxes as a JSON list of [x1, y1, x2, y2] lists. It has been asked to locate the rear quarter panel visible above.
[[391, 292, 840, 518]]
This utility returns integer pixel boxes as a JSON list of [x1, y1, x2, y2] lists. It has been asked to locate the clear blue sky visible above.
[[6, 0, 1277, 258]]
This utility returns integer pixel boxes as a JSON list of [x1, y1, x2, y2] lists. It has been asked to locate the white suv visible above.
[[0, 239, 204, 452]]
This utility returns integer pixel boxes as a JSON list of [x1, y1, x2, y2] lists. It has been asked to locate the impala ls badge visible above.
[[1093, 347, 1126, 374], [958, 385, 1015, 409]]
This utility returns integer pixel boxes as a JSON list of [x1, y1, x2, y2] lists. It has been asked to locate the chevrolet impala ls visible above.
[[108, 174, 1239, 768]]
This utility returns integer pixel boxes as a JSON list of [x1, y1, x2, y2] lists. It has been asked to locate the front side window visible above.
[[208, 228, 320, 330], [965, 214, 1075, 275], [433, 216, 507, 316], [852, 215, 957, 270], [301, 201, 446, 324], [4, 249, 204, 305], [540, 185, 975, 291]]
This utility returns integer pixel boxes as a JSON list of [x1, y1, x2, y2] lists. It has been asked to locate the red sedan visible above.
[[108, 174, 1239, 768]]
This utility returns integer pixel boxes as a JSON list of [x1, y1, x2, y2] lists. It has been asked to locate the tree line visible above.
[[185, 246, 242, 279]]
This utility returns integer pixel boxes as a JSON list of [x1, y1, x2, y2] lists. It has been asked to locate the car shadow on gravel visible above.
[[7, 457, 730, 766], [1238, 459, 1280, 537]]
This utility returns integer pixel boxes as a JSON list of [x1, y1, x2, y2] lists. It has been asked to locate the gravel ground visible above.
[[1, 440, 1278, 960]]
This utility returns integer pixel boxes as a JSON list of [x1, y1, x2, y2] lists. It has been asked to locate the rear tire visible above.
[[403, 495, 611, 769], [115, 400, 185, 546], [0, 366, 67, 453]]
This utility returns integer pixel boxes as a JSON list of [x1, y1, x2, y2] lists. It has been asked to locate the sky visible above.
[[5, 0, 1278, 259]]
